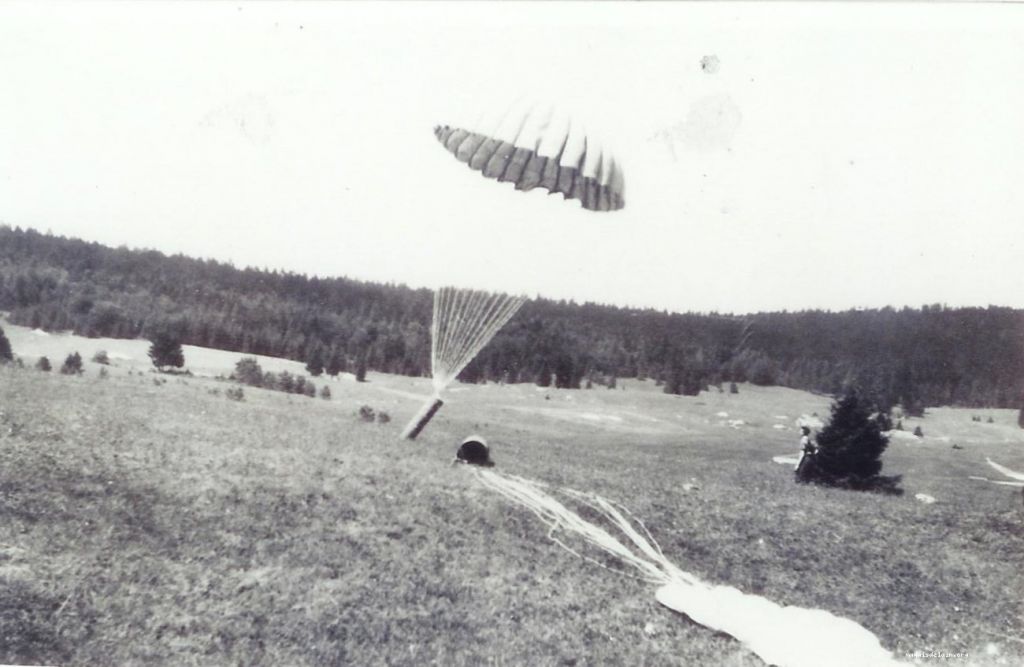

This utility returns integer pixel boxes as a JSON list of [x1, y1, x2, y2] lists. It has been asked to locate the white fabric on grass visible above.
[[475, 469, 901, 667]]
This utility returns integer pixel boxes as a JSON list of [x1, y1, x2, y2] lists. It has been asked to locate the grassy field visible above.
[[1, 320, 1023, 665]]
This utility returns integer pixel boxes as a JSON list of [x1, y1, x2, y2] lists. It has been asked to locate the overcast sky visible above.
[[1, 2, 1022, 314]]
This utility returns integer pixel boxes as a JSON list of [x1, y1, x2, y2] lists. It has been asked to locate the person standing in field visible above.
[[795, 425, 817, 480]]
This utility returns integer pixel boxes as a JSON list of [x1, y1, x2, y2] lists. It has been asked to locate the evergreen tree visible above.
[[35, 356, 51, 371], [0, 325, 11, 363], [809, 390, 889, 486], [148, 328, 185, 370], [1018, 404, 1024, 429], [355, 354, 368, 383], [234, 357, 264, 386], [277, 371, 295, 393], [320, 385, 331, 400], [305, 346, 325, 377], [325, 348, 345, 377], [60, 352, 83, 375]]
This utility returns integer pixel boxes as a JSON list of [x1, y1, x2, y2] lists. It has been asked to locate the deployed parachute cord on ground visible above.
[[400, 286, 525, 440], [474, 470, 902, 667]]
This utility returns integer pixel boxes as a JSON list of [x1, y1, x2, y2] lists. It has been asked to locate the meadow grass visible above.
[[1, 353, 1022, 665]]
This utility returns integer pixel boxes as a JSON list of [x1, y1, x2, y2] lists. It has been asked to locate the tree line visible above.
[[1, 225, 1022, 410]]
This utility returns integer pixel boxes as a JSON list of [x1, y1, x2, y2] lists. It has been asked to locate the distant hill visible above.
[[1, 225, 1022, 408]]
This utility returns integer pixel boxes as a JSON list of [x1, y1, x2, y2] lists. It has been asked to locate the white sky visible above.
[[1, 2, 1022, 314]]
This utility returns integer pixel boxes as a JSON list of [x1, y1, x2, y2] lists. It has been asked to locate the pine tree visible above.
[[355, 354, 368, 383], [35, 356, 51, 371], [60, 352, 84, 375], [148, 329, 185, 370], [811, 390, 889, 486], [325, 348, 346, 377], [305, 346, 325, 377], [233, 357, 264, 386], [277, 371, 295, 393], [0, 325, 12, 363]]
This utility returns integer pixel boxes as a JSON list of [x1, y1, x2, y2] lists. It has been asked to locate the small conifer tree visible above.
[[0, 325, 12, 363], [808, 390, 889, 487], [233, 357, 264, 386], [60, 352, 84, 375], [35, 356, 52, 372], [305, 347, 325, 377], [277, 371, 295, 393], [325, 349, 345, 377], [148, 330, 184, 370]]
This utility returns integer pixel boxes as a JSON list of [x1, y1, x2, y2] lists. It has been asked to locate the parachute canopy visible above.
[[434, 101, 625, 212]]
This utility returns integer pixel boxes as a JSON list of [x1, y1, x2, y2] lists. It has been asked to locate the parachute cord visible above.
[[473, 469, 693, 587]]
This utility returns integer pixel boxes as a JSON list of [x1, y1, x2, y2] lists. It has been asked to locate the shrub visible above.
[[277, 371, 295, 393], [802, 390, 889, 488], [305, 348, 325, 377], [225, 386, 245, 401], [148, 329, 184, 370], [35, 356, 51, 372], [1019, 405, 1024, 429], [303, 382, 316, 398], [234, 357, 264, 386], [0, 325, 13, 363], [729, 382, 739, 394], [98, 367, 109, 379], [913, 425, 923, 438], [358, 405, 375, 422], [320, 385, 331, 400], [92, 350, 110, 365], [377, 411, 391, 424], [60, 352, 84, 375]]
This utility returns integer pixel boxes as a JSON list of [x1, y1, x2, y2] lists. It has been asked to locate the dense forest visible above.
[[1, 225, 1022, 410]]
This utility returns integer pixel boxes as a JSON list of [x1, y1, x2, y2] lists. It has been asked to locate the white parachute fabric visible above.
[[434, 99, 625, 212], [968, 476, 1024, 488], [987, 458, 1024, 482], [431, 286, 525, 394], [475, 469, 901, 667], [655, 583, 900, 667]]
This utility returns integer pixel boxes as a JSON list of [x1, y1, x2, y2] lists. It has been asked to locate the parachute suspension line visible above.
[[432, 286, 524, 393], [473, 469, 695, 586], [401, 286, 525, 440], [472, 469, 903, 667]]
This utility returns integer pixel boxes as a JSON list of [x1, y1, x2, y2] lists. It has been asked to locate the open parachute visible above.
[[401, 101, 625, 440], [434, 101, 625, 212]]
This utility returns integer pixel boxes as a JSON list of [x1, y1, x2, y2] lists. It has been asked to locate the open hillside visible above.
[[3, 225, 1023, 408], [2, 323, 1022, 665]]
